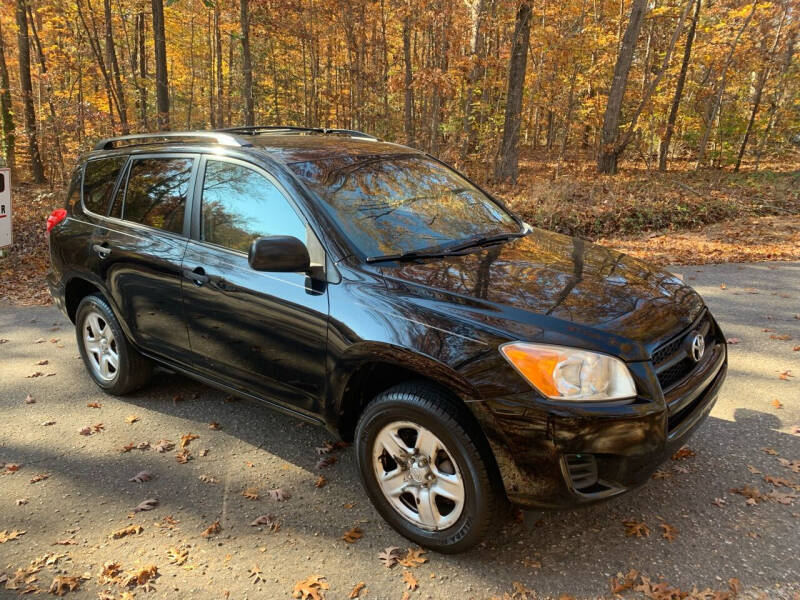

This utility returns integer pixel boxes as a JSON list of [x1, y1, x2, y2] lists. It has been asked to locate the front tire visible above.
[[355, 382, 503, 553], [75, 294, 152, 395]]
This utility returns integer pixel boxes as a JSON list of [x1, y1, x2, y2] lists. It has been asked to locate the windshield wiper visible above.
[[365, 248, 450, 264], [439, 230, 527, 254], [365, 231, 527, 264]]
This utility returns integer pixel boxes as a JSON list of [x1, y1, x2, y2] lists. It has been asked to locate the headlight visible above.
[[499, 342, 636, 401]]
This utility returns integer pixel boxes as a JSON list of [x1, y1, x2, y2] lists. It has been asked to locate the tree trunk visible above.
[[658, 0, 700, 171], [734, 7, 786, 172], [136, 12, 148, 129], [462, 0, 487, 157], [151, 0, 169, 130], [597, 0, 648, 175], [104, 0, 129, 133], [754, 32, 795, 169], [695, 0, 757, 169], [494, 0, 532, 183], [214, 4, 223, 127], [240, 0, 254, 126], [0, 19, 16, 171], [15, 0, 45, 183], [402, 14, 414, 146]]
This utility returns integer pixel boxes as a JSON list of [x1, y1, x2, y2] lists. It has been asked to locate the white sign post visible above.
[[0, 167, 11, 251]]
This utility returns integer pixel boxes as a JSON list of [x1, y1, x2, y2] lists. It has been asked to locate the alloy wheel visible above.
[[82, 310, 119, 382], [372, 420, 465, 531]]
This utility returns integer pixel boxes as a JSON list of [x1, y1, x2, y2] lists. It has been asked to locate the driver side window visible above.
[[201, 159, 307, 253]]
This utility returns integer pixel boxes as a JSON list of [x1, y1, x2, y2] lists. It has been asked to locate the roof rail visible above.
[[93, 131, 253, 151], [217, 126, 379, 141]]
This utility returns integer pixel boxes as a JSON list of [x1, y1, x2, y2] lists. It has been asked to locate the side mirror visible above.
[[248, 235, 311, 273]]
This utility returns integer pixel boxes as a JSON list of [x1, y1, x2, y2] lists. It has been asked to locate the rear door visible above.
[[181, 155, 329, 416], [95, 153, 198, 366]]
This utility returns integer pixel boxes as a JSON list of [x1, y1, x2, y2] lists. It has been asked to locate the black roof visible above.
[[248, 134, 418, 164]]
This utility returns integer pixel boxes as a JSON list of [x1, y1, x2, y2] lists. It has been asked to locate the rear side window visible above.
[[201, 159, 306, 252], [82, 156, 127, 215], [122, 157, 193, 234]]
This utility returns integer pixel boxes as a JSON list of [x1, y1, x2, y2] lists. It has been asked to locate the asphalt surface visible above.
[[1, 261, 799, 599]]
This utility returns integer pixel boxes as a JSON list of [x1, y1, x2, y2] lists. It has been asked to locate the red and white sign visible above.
[[0, 167, 11, 248]]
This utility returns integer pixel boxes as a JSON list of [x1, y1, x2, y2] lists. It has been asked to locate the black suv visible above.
[[47, 127, 727, 553]]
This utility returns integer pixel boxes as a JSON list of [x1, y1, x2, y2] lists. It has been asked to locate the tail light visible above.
[[46, 208, 67, 234]]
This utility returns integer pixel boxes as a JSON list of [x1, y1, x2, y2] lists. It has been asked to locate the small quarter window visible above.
[[201, 159, 307, 253], [82, 156, 127, 215], [123, 157, 193, 234]]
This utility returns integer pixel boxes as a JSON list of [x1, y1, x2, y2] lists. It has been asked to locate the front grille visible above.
[[652, 312, 714, 392]]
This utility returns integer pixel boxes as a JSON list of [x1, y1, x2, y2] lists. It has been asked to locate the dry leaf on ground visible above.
[[243, 487, 260, 500], [671, 447, 695, 460], [398, 547, 428, 568], [349, 581, 365, 598], [154, 439, 174, 452], [268, 488, 291, 501], [49, 575, 80, 596], [378, 546, 402, 568], [660, 522, 678, 541], [168, 547, 189, 565], [0, 530, 26, 543], [129, 471, 153, 483], [402, 570, 418, 591], [622, 519, 650, 538], [133, 498, 159, 512], [110, 525, 143, 539], [292, 575, 329, 600], [180, 433, 198, 448], [250, 514, 280, 531], [202, 520, 221, 538], [342, 526, 363, 543]]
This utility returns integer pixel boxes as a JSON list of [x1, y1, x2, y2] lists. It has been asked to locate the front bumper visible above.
[[471, 328, 727, 509]]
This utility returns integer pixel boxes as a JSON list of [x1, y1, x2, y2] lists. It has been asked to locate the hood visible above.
[[378, 228, 705, 351]]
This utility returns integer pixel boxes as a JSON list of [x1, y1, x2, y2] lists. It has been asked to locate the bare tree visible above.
[[462, 0, 488, 157], [402, 12, 414, 146], [596, 0, 648, 174], [15, 0, 45, 182], [494, 0, 533, 183], [152, 0, 170, 130], [659, 0, 701, 171], [104, 0, 129, 133]]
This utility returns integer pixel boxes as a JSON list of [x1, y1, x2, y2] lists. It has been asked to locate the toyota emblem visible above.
[[690, 333, 705, 362]]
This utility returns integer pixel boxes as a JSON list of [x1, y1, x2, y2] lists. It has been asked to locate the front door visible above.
[[181, 156, 328, 416]]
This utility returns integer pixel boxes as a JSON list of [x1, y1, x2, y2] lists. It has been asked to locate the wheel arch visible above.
[[64, 276, 104, 323]]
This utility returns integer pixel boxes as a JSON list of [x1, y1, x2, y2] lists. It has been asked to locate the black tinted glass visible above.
[[201, 160, 306, 253], [123, 157, 193, 234], [289, 154, 519, 257], [83, 156, 126, 215]]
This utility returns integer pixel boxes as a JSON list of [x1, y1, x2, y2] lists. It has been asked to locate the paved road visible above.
[[1, 262, 798, 599]]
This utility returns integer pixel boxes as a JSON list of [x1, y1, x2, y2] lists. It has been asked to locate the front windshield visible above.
[[288, 154, 520, 258]]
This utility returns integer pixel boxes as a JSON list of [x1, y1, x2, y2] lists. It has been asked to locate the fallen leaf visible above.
[[610, 569, 639, 594], [778, 370, 794, 380], [671, 447, 695, 460], [48, 575, 80, 596], [199, 474, 218, 484], [726, 337, 741, 344], [398, 547, 428, 568], [36, 359, 49, 365], [316, 456, 338, 469], [402, 570, 418, 591], [249, 565, 265, 584], [765, 489, 798, 505], [660, 522, 678, 541], [341, 526, 363, 543], [209, 421, 221, 430], [16, 498, 28, 506], [349, 581, 366, 598], [378, 546, 402, 568], [746, 465, 762, 474], [133, 498, 159, 512], [731, 485, 765, 503], [764, 475, 793, 487], [24, 394, 36, 404], [793, 345, 800, 352], [772, 399, 784, 409], [315, 475, 327, 488], [249, 514, 280, 531], [719, 283, 726, 290], [29, 473, 49, 484], [125, 415, 139, 424], [202, 520, 221, 538], [762, 447, 779, 455], [777, 458, 800, 473], [622, 518, 650, 538], [292, 575, 329, 600], [110, 525, 143, 539], [120, 565, 157, 588], [770, 334, 792, 341], [86, 402, 102, 408], [154, 439, 174, 453], [243, 487, 260, 500], [52, 538, 76, 546], [26, 371, 43, 378], [180, 433, 198, 448], [712, 497, 727, 507], [41, 420, 56, 426], [0, 530, 26, 543], [176, 449, 192, 463], [268, 488, 291, 502], [4, 463, 21, 474], [92, 423, 104, 433], [129, 471, 153, 483], [168, 547, 189, 565]]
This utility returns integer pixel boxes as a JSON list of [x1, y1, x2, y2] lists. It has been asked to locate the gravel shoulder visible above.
[[1, 262, 799, 599]]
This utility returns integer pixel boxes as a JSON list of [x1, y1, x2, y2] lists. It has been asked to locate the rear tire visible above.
[[355, 382, 503, 553], [75, 294, 152, 395]]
